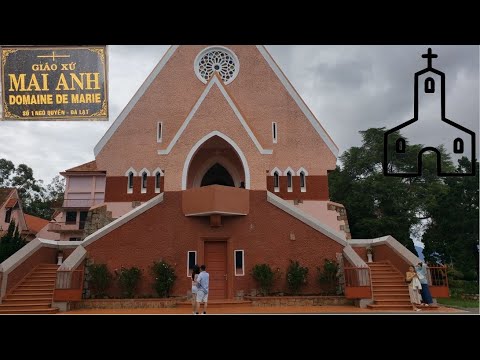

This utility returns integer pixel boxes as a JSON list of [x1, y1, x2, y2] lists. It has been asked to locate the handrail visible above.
[[427, 266, 448, 287], [343, 266, 372, 299]]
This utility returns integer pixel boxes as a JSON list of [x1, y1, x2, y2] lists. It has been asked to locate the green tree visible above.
[[422, 158, 479, 279], [0, 158, 65, 220], [329, 128, 455, 253], [0, 220, 27, 263]]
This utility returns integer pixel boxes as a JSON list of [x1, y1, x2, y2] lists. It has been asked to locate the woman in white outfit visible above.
[[406, 265, 423, 311], [191, 265, 200, 314]]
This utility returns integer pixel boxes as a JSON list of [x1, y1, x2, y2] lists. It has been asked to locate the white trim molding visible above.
[[283, 167, 295, 176], [256, 45, 339, 157], [349, 236, 422, 266], [124, 167, 137, 177], [58, 246, 87, 271], [158, 76, 272, 156], [152, 167, 165, 176], [82, 193, 164, 247], [270, 167, 282, 176], [296, 167, 309, 176], [94, 45, 179, 157], [267, 191, 347, 246], [181, 131, 251, 190], [139, 168, 151, 177]]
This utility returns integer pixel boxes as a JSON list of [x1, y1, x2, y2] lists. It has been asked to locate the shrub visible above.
[[151, 260, 177, 298], [116, 266, 142, 298], [286, 260, 308, 295], [317, 259, 339, 295], [251, 264, 276, 296], [87, 264, 112, 298], [449, 280, 479, 297]]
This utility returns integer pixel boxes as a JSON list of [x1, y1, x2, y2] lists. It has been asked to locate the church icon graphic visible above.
[[384, 48, 476, 177]]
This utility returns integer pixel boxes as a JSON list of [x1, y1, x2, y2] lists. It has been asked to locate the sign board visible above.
[[1, 46, 108, 120]]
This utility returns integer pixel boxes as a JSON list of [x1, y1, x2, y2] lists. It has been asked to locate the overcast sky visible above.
[[0, 45, 478, 184]]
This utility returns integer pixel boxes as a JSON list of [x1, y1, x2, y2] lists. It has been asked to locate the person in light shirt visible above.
[[416, 262, 433, 306], [195, 264, 209, 315]]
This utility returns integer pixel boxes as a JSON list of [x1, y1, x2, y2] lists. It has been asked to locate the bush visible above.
[[87, 264, 112, 298], [449, 279, 479, 297], [116, 266, 142, 298], [151, 260, 177, 298], [286, 260, 308, 295], [251, 264, 276, 296], [317, 259, 339, 295]]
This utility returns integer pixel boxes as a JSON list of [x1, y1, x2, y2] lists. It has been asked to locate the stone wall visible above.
[[244, 295, 353, 307], [82, 206, 114, 240], [71, 298, 180, 309]]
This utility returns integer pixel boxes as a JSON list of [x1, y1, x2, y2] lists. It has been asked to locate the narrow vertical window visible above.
[[141, 172, 148, 193], [425, 77, 435, 93], [234, 250, 245, 276], [157, 122, 163, 143], [272, 122, 277, 144], [4, 208, 12, 223], [187, 251, 197, 277], [273, 171, 280, 192], [300, 171, 306, 192], [155, 171, 161, 193], [127, 171, 134, 193], [287, 171, 293, 192]]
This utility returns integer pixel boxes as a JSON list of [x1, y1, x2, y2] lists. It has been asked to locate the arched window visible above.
[[396, 138, 406, 153], [127, 172, 134, 193], [425, 77, 435, 93], [453, 138, 464, 154], [141, 172, 148, 193], [287, 171, 293, 192], [155, 171, 161, 193], [273, 171, 280, 192], [300, 171, 306, 192]]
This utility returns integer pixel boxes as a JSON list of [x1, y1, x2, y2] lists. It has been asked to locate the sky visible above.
[[0, 45, 478, 184]]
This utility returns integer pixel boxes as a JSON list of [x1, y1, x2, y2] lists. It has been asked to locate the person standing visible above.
[[406, 265, 423, 311], [191, 265, 200, 314], [195, 264, 209, 314], [416, 262, 433, 306]]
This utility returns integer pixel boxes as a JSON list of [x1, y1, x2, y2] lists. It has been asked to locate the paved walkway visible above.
[[64, 305, 465, 315]]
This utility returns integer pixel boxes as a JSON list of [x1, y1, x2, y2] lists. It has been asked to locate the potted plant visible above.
[[366, 246, 374, 263]]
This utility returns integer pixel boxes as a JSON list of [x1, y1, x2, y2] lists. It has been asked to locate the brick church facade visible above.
[[3, 46, 432, 305]]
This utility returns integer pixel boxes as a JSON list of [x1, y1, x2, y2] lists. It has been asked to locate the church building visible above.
[[2, 46, 441, 310]]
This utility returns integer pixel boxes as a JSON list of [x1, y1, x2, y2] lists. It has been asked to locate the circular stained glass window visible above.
[[194, 46, 239, 85]]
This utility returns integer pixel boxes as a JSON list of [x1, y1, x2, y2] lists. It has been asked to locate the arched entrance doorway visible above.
[[183, 132, 249, 189], [201, 163, 235, 187]]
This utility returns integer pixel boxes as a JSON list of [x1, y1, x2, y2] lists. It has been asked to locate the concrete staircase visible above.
[[0, 264, 59, 314], [367, 261, 414, 311]]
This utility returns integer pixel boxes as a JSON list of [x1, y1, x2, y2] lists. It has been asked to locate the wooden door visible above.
[[204, 241, 227, 299]]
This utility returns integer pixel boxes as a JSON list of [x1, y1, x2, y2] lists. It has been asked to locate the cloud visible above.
[[0, 45, 477, 183]]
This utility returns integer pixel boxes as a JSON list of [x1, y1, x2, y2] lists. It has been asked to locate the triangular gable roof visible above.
[[24, 214, 49, 234], [158, 75, 272, 155], [94, 45, 339, 157], [0, 188, 14, 208], [65, 160, 100, 172]]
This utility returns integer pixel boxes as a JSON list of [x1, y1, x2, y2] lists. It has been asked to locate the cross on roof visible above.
[[422, 48, 438, 68]]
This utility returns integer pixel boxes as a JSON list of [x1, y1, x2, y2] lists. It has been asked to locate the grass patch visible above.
[[437, 297, 479, 309]]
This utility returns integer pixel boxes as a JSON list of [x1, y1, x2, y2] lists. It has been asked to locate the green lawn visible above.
[[437, 297, 479, 309]]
